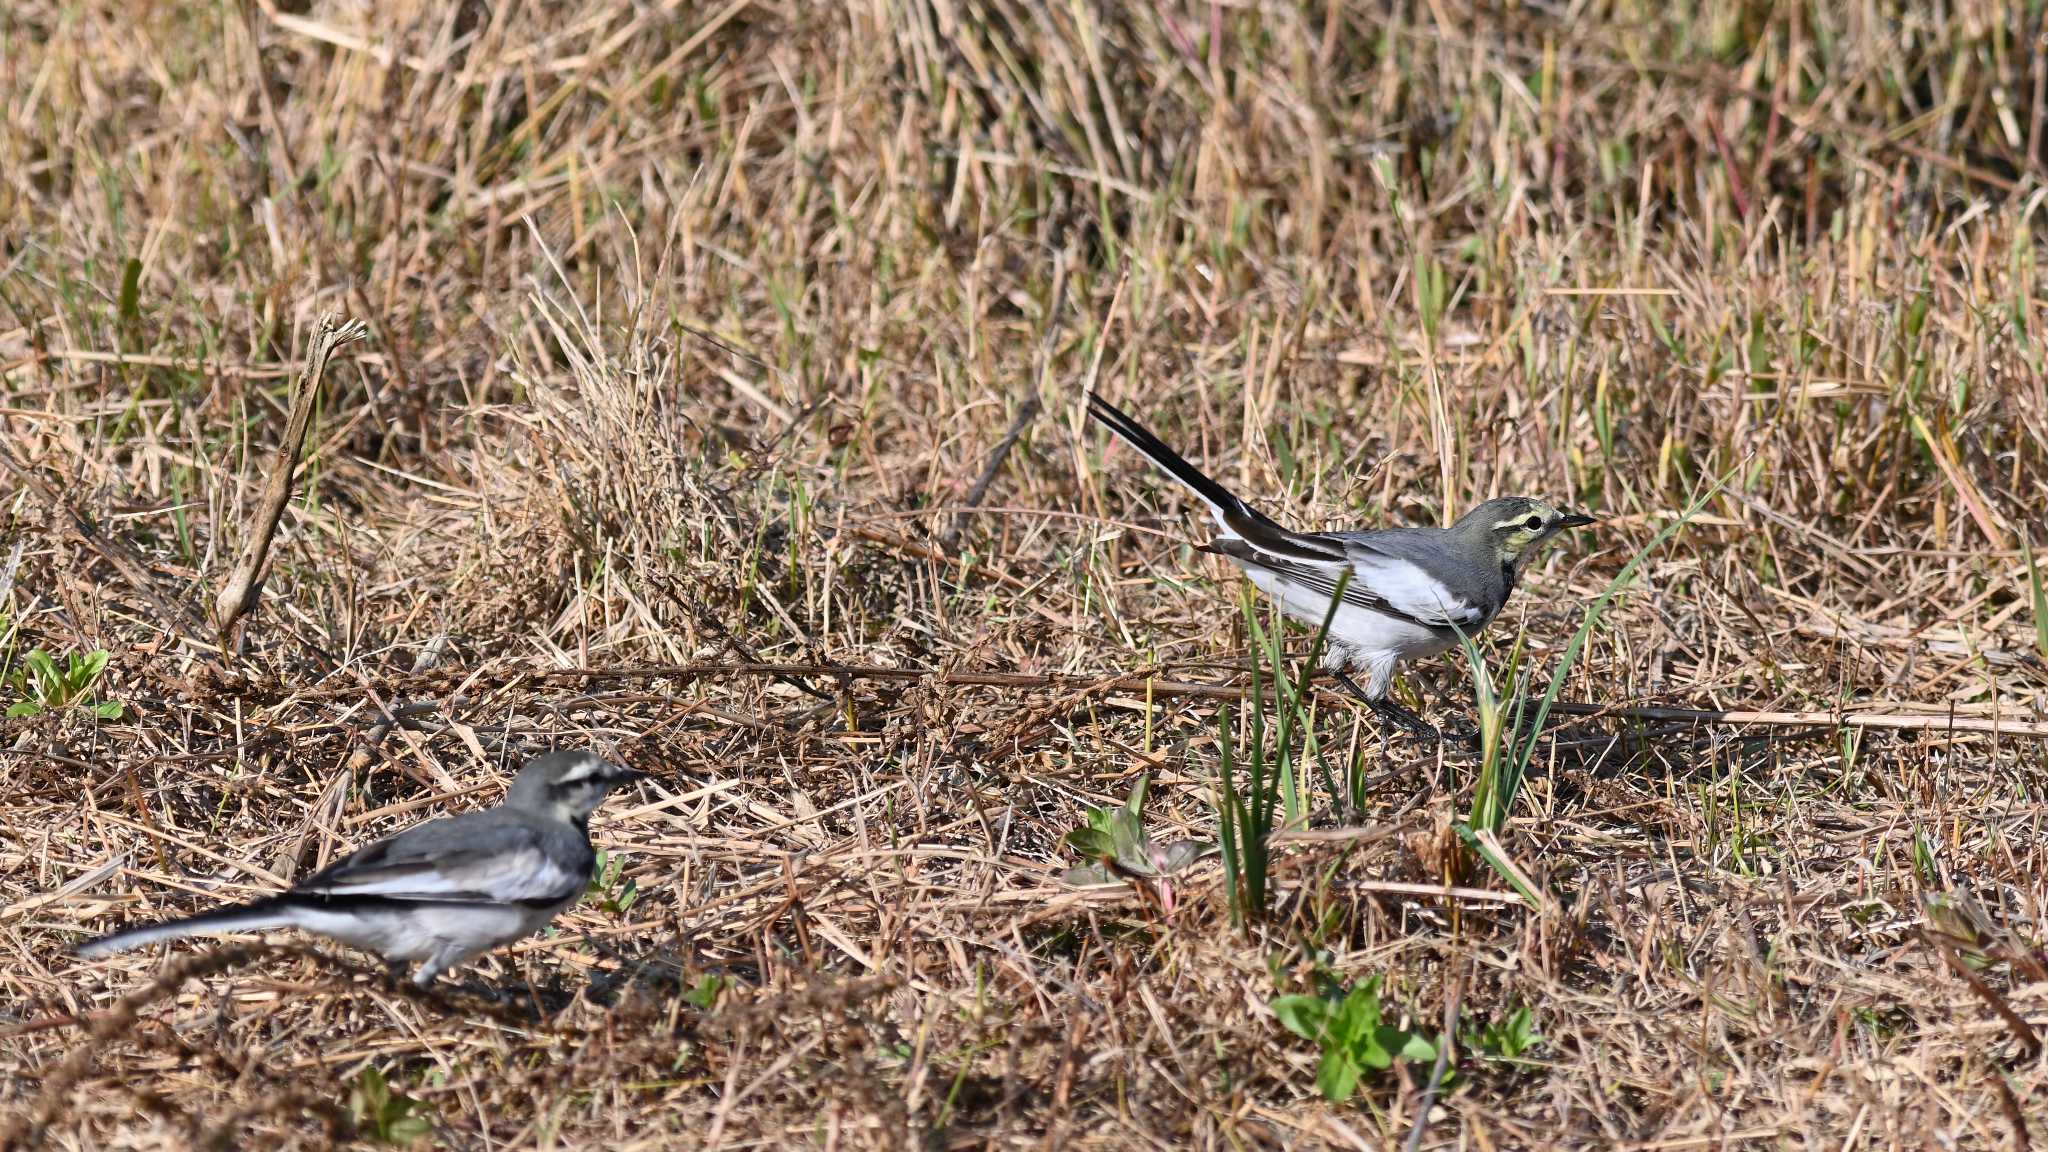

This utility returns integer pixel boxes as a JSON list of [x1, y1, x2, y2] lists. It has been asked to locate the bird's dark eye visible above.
[[1523, 515, 1544, 531]]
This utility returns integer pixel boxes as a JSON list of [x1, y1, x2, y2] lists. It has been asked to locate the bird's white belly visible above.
[[294, 901, 563, 965]]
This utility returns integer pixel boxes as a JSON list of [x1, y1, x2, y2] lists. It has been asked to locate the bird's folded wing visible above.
[[1209, 538, 1485, 629], [297, 819, 585, 904]]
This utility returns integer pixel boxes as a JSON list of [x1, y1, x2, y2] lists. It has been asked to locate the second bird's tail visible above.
[[75, 896, 294, 959]]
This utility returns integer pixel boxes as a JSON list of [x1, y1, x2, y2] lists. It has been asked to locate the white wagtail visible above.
[[76, 751, 646, 985], [1087, 393, 1595, 737]]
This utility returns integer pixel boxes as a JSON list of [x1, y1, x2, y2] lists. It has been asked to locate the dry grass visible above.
[[4, 0, 2048, 1147]]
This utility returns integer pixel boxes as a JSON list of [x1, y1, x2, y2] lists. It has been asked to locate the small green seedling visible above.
[[682, 974, 724, 1009], [585, 848, 639, 915], [1462, 1004, 1543, 1065], [1060, 775, 1212, 911], [6, 648, 122, 719], [348, 1066, 433, 1145], [1269, 976, 1438, 1103]]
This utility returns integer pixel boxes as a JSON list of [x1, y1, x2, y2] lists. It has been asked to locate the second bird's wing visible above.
[[1207, 536, 1488, 631], [296, 815, 587, 905]]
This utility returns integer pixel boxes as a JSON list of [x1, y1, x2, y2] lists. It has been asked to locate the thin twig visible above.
[[1403, 976, 1462, 1152], [214, 312, 369, 639], [942, 393, 1040, 549], [1925, 930, 2043, 1059], [941, 260, 1063, 549], [647, 572, 834, 704]]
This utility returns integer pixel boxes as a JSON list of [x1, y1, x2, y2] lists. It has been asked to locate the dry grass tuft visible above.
[[5, 0, 2048, 1147]]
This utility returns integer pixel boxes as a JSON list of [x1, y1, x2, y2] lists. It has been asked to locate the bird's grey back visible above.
[[300, 806, 590, 894]]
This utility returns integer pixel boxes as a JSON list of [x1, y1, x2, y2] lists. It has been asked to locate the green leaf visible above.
[[1328, 980, 1383, 1046], [1268, 995, 1328, 1040], [1106, 807, 1151, 872], [73, 648, 108, 687], [1316, 1048, 1363, 1102], [90, 701, 123, 720], [1122, 774, 1150, 820], [23, 649, 57, 694], [349, 1066, 433, 1145], [385, 1113, 430, 1144], [1062, 828, 1115, 860], [6, 701, 39, 718], [349, 1067, 392, 1133], [1380, 1025, 1438, 1064], [1467, 1005, 1543, 1062]]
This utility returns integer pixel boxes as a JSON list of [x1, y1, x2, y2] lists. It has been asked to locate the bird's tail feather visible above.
[[75, 897, 293, 959], [1085, 392, 1344, 561]]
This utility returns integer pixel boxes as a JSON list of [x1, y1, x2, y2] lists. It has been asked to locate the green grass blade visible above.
[[1506, 465, 1739, 797]]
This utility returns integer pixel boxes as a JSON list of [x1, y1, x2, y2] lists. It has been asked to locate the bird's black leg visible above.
[[1334, 672, 1443, 742], [1370, 696, 1444, 743], [1332, 670, 1375, 703], [1408, 667, 1480, 746]]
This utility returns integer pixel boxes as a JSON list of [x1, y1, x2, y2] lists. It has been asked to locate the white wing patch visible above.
[[1211, 539, 1485, 630], [1344, 551, 1485, 629]]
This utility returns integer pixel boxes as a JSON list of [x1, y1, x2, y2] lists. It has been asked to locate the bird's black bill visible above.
[[1555, 512, 1598, 529], [607, 766, 652, 786]]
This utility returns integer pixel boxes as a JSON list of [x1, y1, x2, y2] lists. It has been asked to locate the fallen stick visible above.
[[214, 313, 368, 639], [540, 662, 2048, 733], [1925, 929, 2042, 1059], [352, 660, 2048, 739], [1543, 701, 2048, 739]]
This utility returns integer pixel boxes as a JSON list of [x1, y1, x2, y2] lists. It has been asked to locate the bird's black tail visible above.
[[75, 896, 293, 959], [1085, 392, 1343, 561]]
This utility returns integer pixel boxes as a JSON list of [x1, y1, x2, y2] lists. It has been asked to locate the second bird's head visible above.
[[508, 750, 648, 820], [1453, 497, 1597, 564]]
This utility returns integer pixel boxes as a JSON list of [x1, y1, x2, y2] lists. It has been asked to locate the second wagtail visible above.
[[77, 751, 646, 985], [1087, 393, 1594, 737]]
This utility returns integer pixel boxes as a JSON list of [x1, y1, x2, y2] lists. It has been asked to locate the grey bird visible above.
[[1087, 393, 1595, 736], [76, 751, 646, 985]]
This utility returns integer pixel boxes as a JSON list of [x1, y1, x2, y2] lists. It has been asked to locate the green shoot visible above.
[[1270, 976, 1438, 1103], [347, 1067, 433, 1145], [6, 648, 122, 720], [1216, 573, 1348, 928], [1060, 774, 1212, 911], [1462, 1004, 1543, 1065], [585, 848, 639, 915], [2022, 536, 2048, 661]]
